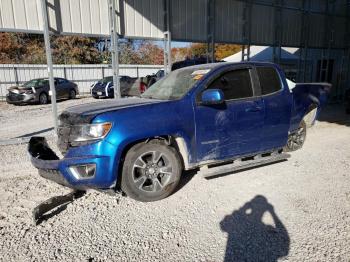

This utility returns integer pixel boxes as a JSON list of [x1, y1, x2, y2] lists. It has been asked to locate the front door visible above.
[[194, 67, 264, 162]]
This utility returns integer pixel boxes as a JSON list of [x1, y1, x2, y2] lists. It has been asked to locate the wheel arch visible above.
[[115, 134, 193, 191], [302, 102, 319, 128]]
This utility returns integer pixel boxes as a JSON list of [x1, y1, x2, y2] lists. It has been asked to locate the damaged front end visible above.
[[28, 136, 118, 190], [28, 136, 119, 224], [28, 137, 75, 188]]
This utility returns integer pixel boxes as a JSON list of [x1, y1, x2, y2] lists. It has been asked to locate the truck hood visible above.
[[59, 97, 163, 125]]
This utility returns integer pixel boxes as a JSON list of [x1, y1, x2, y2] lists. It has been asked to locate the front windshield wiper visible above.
[[141, 95, 151, 99]]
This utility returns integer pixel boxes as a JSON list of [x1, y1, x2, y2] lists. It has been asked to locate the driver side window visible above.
[[208, 69, 253, 100]]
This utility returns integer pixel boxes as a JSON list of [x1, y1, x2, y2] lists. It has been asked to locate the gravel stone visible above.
[[0, 101, 349, 261]]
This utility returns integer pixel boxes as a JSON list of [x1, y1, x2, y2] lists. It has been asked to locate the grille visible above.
[[8, 92, 24, 101], [57, 125, 71, 154]]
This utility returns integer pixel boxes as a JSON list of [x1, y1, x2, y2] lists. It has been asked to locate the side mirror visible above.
[[201, 89, 224, 105]]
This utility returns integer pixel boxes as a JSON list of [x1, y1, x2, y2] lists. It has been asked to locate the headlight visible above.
[[70, 122, 112, 142]]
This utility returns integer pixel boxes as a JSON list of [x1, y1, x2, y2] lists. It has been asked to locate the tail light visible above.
[[139, 82, 146, 93]]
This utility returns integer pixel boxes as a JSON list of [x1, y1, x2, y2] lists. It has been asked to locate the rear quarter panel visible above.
[[290, 83, 331, 132]]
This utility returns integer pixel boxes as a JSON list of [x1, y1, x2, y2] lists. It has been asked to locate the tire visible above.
[[121, 140, 182, 202], [39, 92, 48, 105], [69, 89, 76, 99], [284, 120, 306, 152]]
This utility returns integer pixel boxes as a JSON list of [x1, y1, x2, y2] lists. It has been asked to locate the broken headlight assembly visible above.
[[69, 122, 112, 144]]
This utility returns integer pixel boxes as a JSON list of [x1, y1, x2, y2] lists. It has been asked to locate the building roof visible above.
[[223, 46, 299, 63]]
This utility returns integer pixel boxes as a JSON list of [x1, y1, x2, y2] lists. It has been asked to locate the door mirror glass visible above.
[[201, 89, 224, 105]]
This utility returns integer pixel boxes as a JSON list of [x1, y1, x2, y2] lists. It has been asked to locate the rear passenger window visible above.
[[256, 67, 281, 95], [208, 69, 253, 100], [58, 79, 68, 84]]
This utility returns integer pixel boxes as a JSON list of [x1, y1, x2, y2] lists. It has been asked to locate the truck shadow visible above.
[[174, 169, 198, 194], [220, 195, 290, 262]]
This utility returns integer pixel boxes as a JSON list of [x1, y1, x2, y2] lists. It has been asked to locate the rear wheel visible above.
[[121, 140, 182, 202], [39, 93, 48, 105], [69, 89, 76, 99], [284, 120, 306, 152]]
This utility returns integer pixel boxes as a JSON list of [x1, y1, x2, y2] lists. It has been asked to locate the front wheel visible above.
[[121, 140, 182, 202], [284, 120, 306, 152]]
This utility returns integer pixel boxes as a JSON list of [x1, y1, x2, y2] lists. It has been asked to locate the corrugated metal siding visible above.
[[122, 0, 164, 39], [281, 9, 302, 47], [308, 14, 327, 48], [250, 4, 274, 45], [170, 0, 207, 42], [0, 0, 348, 48], [214, 0, 244, 43]]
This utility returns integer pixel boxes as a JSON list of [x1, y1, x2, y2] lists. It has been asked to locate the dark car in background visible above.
[[91, 75, 147, 98], [145, 69, 165, 87], [6, 78, 78, 105]]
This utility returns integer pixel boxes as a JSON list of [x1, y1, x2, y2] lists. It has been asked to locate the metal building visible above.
[[0, 0, 349, 130]]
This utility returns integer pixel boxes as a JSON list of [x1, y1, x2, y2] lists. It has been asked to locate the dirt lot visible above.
[[0, 101, 350, 261], [0, 97, 100, 141]]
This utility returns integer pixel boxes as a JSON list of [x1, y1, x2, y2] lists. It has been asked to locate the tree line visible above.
[[0, 33, 240, 65]]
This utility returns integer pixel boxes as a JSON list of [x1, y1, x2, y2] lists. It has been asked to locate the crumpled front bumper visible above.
[[28, 137, 118, 190], [6, 93, 36, 104], [28, 137, 72, 188]]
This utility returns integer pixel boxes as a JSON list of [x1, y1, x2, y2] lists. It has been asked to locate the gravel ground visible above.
[[0, 97, 100, 140], [0, 104, 350, 261]]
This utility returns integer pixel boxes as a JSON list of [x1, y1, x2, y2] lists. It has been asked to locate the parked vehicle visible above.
[[91, 75, 147, 98], [6, 78, 78, 105], [28, 62, 330, 202], [171, 57, 216, 71], [146, 69, 165, 87]]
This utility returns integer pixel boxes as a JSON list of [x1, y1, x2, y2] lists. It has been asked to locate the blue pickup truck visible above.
[[28, 62, 330, 202]]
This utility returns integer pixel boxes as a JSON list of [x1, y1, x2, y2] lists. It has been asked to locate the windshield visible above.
[[23, 79, 49, 88], [141, 68, 210, 100]]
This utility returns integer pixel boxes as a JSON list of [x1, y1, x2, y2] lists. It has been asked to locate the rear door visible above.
[[58, 78, 71, 98], [256, 66, 292, 150], [194, 66, 265, 162], [54, 79, 64, 98]]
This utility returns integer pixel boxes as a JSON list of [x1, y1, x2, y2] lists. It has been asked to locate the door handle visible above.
[[245, 106, 262, 112]]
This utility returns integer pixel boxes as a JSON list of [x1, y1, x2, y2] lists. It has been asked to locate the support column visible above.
[[298, 0, 310, 82], [109, 0, 120, 99], [319, 0, 331, 83], [241, 0, 252, 61], [40, 0, 58, 133], [340, 2, 350, 100], [163, 31, 172, 74], [206, 0, 215, 63], [163, 0, 172, 74], [273, 0, 283, 64]]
